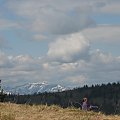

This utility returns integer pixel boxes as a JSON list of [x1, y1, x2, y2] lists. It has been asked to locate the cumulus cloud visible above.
[[13, 55, 34, 64], [45, 49, 120, 86], [47, 33, 90, 63], [0, 50, 120, 87], [0, 53, 43, 86], [0, 0, 120, 87], [90, 49, 114, 64]]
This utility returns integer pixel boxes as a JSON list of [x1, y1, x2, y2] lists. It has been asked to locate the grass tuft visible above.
[[0, 113, 15, 120]]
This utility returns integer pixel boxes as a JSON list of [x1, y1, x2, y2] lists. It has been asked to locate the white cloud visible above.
[[13, 55, 34, 64], [0, 53, 43, 86], [0, 50, 120, 87], [45, 46, 120, 86], [0, 37, 7, 48], [2, 0, 119, 43], [82, 25, 120, 43], [34, 34, 47, 41], [0, 52, 11, 67], [0, 19, 20, 29], [60, 63, 78, 72], [64, 75, 88, 86], [90, 49, 114, 64], [1, 0, 119, 41], [5, 0, 96, 40], [100, 2, 120, 15], [0, 0, 120, 87], [47, 33, 90, 62]]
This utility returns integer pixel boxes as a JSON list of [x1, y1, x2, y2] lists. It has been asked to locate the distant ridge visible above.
[[4, 82, 69, 95]]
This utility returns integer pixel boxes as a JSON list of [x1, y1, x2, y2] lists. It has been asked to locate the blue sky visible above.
[[0, 0, 120, 87]]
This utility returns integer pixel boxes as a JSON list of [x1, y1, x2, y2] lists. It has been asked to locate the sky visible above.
[[0, 0, 120, 88]]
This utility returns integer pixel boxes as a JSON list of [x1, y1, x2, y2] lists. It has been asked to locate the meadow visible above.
[[0, 102, 120, 120]]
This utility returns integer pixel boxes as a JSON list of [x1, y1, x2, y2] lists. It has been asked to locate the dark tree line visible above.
[[4, 82, 120, 115]]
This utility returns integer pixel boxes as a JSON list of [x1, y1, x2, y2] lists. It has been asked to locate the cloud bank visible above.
[[1, 42, 120, 87], [0, 0, 120, 87]]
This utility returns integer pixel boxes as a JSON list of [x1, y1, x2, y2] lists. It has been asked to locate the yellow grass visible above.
[[0, 102, 120, 120]]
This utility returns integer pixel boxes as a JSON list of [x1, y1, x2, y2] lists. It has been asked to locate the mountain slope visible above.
[[4, 82, 68, 95]]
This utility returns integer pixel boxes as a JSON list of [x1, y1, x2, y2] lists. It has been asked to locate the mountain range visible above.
[[3, 82, 69, 95]]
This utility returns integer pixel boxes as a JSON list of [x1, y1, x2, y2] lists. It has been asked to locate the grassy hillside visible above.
[[8, 82, 120, 114], [0, 102, 120, 120]]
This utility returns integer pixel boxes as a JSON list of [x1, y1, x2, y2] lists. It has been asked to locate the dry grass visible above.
[[0, 102, 120, 120]]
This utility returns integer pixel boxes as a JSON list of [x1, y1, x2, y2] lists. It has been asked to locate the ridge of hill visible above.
[[3, 82, 69, 95]]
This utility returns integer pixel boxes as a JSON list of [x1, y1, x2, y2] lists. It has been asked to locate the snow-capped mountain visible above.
[[4, 82, 69, 95]]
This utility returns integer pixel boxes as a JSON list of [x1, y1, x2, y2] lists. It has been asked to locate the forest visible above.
[[2, 82, 120, 115]]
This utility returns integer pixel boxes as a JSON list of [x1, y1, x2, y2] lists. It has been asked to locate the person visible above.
[[82, 97, 88, 111]]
